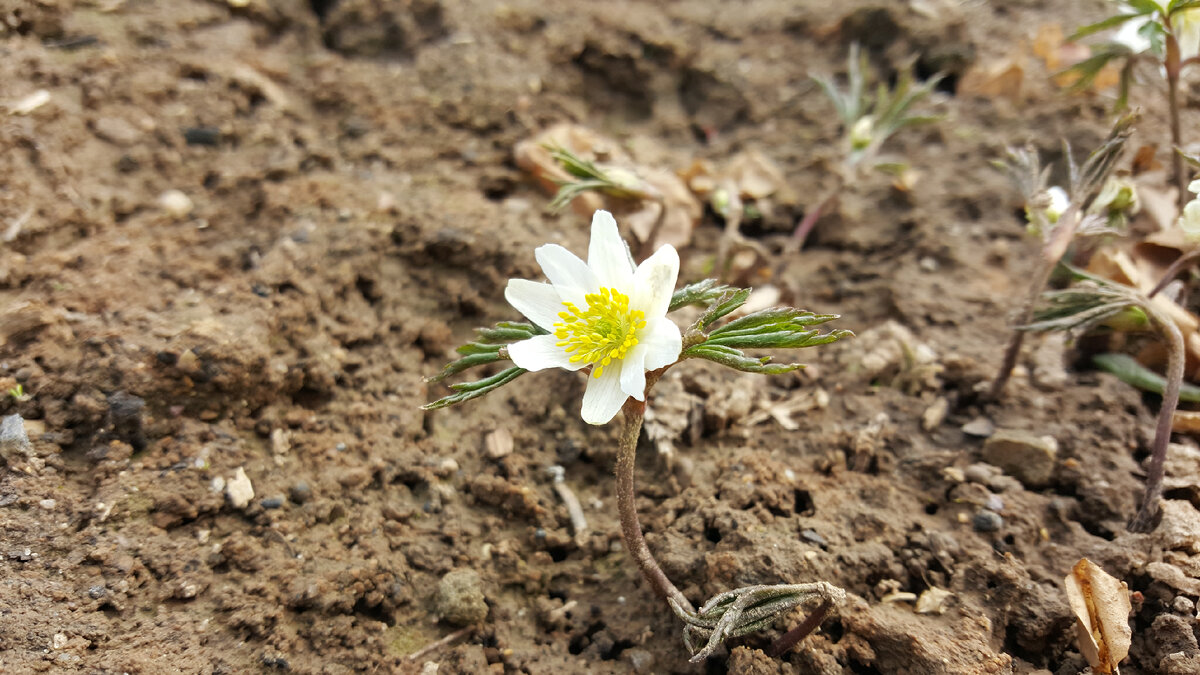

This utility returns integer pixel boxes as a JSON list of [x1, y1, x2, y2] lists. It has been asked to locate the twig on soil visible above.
[[405, 626, 475, 663], [547, 465, 589, 545]]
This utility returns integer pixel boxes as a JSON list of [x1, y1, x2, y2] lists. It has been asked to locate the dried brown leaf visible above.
[[1063, 559, 1131, 675]]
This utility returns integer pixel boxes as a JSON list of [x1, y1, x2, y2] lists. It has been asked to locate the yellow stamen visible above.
[[552, 287, 647, 378]]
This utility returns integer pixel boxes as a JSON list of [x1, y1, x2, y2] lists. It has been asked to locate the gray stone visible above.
[[288, 481, 312, 504], [981, 430, 1058, 488], [0, 414, 33, 465], [972, 510, 1003, 532], [436, 568, 488, 626]]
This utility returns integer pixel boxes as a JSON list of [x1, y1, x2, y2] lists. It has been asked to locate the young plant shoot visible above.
[[789, 43, 942, 250], [1025, 267, 1180, 532], [988, 115, 1136, 399], [424, 211, 851, 662], [1068, 0, 1200, 207]]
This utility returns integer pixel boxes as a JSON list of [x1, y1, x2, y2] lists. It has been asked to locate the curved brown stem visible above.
[[1147, 248, 1200, 299], [767, 598, 833, 658], [616, 383, 694, 613], [1129, 304, 1185, 532]]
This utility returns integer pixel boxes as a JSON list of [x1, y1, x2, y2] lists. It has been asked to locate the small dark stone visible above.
[[183, 127, 221, 146], [155, 351, 179, 366], [88, 585, 107, 599], [261, 496, 285, 509], [288, 481, 312, 505], [556, 439, 582, 465], [972, 510, 1003, 533]]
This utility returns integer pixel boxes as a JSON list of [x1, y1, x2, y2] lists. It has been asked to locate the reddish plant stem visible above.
[[1147, 248, 1200, 299], [1166, 29, 1188, 212], [767, 599, 833, 659], [790, 189, 839, 252], [615, 381, 694, 613], [1129, 304, 1185, 532], [988, 255, 1057, 400]]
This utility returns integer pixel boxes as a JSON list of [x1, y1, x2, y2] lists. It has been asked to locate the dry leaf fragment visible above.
[[1064, 558, 1131, 675], [915, 586, 953, 615]]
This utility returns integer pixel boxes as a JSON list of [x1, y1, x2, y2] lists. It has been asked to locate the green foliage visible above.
[[1024, 266, 1142, 335], [422, 321, 547, 410], [545, 146, 654, 212], [1093, 352, 1200, 401], [668, 279, 740, 312], [422, 366, 528, 411], [683, 305, 852, 374], [813, 43, 943, 168]]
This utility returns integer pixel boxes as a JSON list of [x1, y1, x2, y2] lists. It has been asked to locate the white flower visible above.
[[1113, 3, 1200, 60], [504, 210, 682, 425], [1178, 179, 1200, 241], [1046, 186, 1070, 223]]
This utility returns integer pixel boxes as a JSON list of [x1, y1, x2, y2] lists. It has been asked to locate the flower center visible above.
[[554, 287, 647, 378]]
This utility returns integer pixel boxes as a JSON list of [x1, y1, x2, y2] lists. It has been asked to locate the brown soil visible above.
[[2, 1, 1199, 673]]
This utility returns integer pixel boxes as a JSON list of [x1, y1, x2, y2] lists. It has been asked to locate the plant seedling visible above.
[[1067, 0, 1200, 208], [1025, 266, 1179, 532], [788, 43, 942, 251], [424, 211, 851, 661], [988, 114, 1137, 399]]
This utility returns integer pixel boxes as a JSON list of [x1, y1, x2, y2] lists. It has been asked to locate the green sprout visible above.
[[790, 43, 943, 250], [988, 114, 1136, 400], [1066, 0, 1200, 207], [1025, 265, 1181, 532]]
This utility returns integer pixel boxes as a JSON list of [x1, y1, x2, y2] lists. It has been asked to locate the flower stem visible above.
[[1147, 248, 1200, 299], [989, 255, 1056, 400], [1129, 302, 1185, 532], [788, 186, 840, 253], [616, 387, 695, 613], [1167, 32, 1188, 212], [766, 597, 834, 659]]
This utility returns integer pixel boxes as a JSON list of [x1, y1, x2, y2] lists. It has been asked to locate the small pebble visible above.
[[435, 568, 489, 626], [984, 494, 1005, 513], [261, 496, 285, 509], [961, 417, 995, 438], [225, 467, 254, 509], [87, 585, 106, 599], [800, 529, 828, 547], [972, 510, 1003, 533], [288, 481, 312, 504], [38, 499, 56, 510], [158, 190, 194, 219], [1172, 596, 1195, 615]]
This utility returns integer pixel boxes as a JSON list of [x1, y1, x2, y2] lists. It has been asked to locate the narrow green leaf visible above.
[[681, 344, 803, 375], [669, 279, 739, 312], [427, 321, 547, 382], [1168, 0, 1200, 15], [423, 367, 528, 410], [696, 288, 752, 329], [710, 308, 840, 336], [1069, 13, 1145, 41], [1093, 352, 1200, 401]]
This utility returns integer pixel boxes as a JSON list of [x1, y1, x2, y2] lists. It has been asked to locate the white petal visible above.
[[641, 317, 682, 371], [580, 367, 628, 425], [587, 210, 635, 290], [505, 279, 566, 331], [619, 343, 648, 401], [508, 334, 586, 372], [535, 244, 598, 298], [630, 244, 679, 318]]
